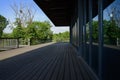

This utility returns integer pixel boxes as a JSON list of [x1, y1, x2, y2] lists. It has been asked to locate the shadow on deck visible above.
[[0, 43, 98, 80]]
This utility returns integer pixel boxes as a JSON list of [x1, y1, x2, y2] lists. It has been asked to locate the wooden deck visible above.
[[0, 43, 98, 80]]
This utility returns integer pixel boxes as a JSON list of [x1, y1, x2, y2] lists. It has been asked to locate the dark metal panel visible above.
[[89, 0, 93, 66], [70, 26, 72, 43], [78, 0, 84, 56], [83, 0, 87, 60], [98, 0, 103, 79]]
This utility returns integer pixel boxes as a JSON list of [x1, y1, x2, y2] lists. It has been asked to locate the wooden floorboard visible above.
[[0, 43, 99, 80]]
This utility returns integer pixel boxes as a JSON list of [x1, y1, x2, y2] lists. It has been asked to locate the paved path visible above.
[[0, 42, 54, 60], [0, 42, 98, 80]]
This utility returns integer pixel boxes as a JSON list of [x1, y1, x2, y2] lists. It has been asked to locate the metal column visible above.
[[70, 26, 72, 43], [70, 15, 75, 44], [98, 0, 103, 79], [83, 0, 87, 60], [78, 0, 83, 56], [89, 0, 93, 66]]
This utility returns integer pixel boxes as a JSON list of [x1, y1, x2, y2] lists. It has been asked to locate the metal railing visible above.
[[0, 38, 19, 50]]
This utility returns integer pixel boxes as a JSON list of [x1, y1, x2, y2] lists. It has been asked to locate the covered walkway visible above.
[[0, 0, 119, 80], [34, 0, 119, 80], [0, 43, 98, 80]]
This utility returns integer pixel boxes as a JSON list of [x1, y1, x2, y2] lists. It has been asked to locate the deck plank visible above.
[[0, 43, 99, 80]]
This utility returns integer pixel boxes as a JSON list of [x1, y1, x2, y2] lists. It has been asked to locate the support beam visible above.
[[98, 0, 103, 79], [89, 0, 93, 66]]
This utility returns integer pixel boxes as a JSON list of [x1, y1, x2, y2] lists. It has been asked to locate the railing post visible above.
[[3, 39, 4, 48], [17, 38, 19, 48], [98, 0, 103, 79], [28, 38, 31, 46]]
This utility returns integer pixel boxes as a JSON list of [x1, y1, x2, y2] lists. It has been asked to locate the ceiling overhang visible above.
[[34, 0, 114, 26]]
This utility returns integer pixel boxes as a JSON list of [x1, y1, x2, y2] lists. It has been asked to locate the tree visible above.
[[12, 23, 25, 38], [107, 1, 120, 45], [11, 2, 36, 27], [53, 31, 69, 42], [10, 2, 54, 45], [2, 33, 13, 38], [26, 24, 37, 39], [36, 21, 53, 40], [0, 15, 8, 38], [25, 21, 53, 45], [92, 21, 98, 42], [91, 20, 120, 45], [10, 2, 37, 45], [107, 0, 120, 27], [106, 20, 118, 45]]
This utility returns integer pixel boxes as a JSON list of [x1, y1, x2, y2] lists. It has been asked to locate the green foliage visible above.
[[12, 24, 25, 38], [2, 33, 13, 38], [35, 21, 53, 40], [12, 20, 53, 45], [25, 21, 53, 45], [92, 21, 98, 42], [0, 15, 8, 38], [26, 24, 38, 39], [106, 20, 118, 45], [12, 18, 25, 38], [91, 20, 120, 45], [53, 31, 69, 42]]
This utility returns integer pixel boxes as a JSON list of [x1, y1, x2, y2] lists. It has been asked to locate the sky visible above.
[[1, 0, 119, 34], [0, 0, 69, 34]]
